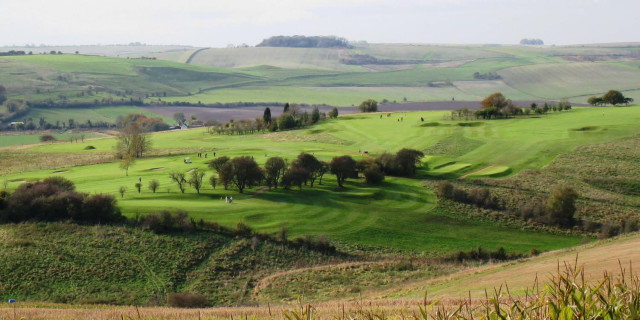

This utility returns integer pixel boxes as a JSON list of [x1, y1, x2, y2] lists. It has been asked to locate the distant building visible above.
[[9, 122, 25, 127]]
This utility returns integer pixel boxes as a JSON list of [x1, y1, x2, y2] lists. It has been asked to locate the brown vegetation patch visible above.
[[148, 167, 166, 171], [423, 59, 474, 68], [263, 131, 350, 145]]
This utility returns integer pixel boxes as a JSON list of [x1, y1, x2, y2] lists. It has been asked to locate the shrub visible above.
[[1, 178, 123, 223], [167, 293, 207, 308], [235, 221, 252, 237], [599, 223, 621, 239], [547, 185, 578, 227], [81, 194, 124, 223], [363, 165, 385, 184], [140, 210, 193, 233], [148, 179, 159, 193], [435, 181, 455, 199], [83, 145, 96, 150]]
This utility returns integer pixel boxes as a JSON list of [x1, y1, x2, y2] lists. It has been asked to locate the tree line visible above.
[[468, 92, 571, 120], [256, 35, 351, 48], [144, 148, 425, 196]]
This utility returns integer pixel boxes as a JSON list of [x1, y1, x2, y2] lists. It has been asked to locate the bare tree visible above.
[[189, 169, 205, 194], [169, 171, 188, 193]]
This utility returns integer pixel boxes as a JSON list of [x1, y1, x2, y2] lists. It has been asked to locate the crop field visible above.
[[162, 85, 480, 106], [498, 62, 640, 99], [188, 47, 357, 70], [391, 232, 640, 300], [2, 44, 640, 109]]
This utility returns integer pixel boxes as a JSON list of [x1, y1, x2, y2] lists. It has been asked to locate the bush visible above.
[[83, 145, 96, 150], [547, 185, 578, 227], [140, 210, 193, 233], [435, 181, 455, 199], [235, 221, 252, 237], [1, 178, 123, 223], [167, 293, 207, 308], [599, 223, 621, 239], [363, 165, 385, 184]]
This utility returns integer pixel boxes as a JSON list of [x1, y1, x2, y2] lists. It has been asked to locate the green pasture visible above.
[[0, 132, 102, 147], [23, 106, 172, 125]]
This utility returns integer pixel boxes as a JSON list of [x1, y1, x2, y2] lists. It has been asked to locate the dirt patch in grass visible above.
[[52, 170, 68, 174], [425, 135, 485, 157], [147, 167, 166, 171], [458, 165, 497, 180], [571, 126, 600, 131]]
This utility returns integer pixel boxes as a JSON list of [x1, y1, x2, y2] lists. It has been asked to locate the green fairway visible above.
[[0, 132, 102, 147], [7, 107, 640, 253]]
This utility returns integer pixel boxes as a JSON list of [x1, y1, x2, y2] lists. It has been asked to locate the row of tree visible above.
[[472, 93, 572, 119], [153, 148, 425, 195]]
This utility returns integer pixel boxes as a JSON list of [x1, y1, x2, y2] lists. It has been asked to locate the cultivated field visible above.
[[2, 43, 639, 112]]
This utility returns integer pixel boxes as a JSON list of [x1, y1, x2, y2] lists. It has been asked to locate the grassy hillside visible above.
[[2, 43, 639, 110], [388, 232, 640, 300], [5, 107, 640, 254], [0, 222, 346, 305]]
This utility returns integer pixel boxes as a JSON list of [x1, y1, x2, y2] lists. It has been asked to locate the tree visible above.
[[481, 92, 508, 110], [40, 135, 56, 143], [135, 182, 142, 193], [547, 185, 578, 227], [283, 103, 290, 113], [169, 171, 188, 193], [330, 155, 356, 188], [119, 151, 135, 176], [282, 166, 309, 190], [265, 156, 287, 189], [263, 107, 272, 125], [278, 113, 296, 130], [119, 186, 126, 198], [188, 169, 205, 194], [208, 156, 230, 173], [173, 112, 186, 125], [116, 120, 151, 159], [148, 179, 159, 193], [328, 107, 339, 119], [209, 175, 217, 190], [218, 162, 233, 190], [602, 90, 626, 106], [363, 164, 385, 184], [394, 148, 425, 177], [311, 106, 320, 123], [0, 84, 6, 105], [317, 161, 329, 185], [358, 99, 378, 113], [228, 156, 264, 193], [587, 96, 603, 106], [293, 153, 323, 187]]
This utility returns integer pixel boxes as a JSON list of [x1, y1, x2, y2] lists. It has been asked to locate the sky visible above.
[[1, 0, 638, 47]]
